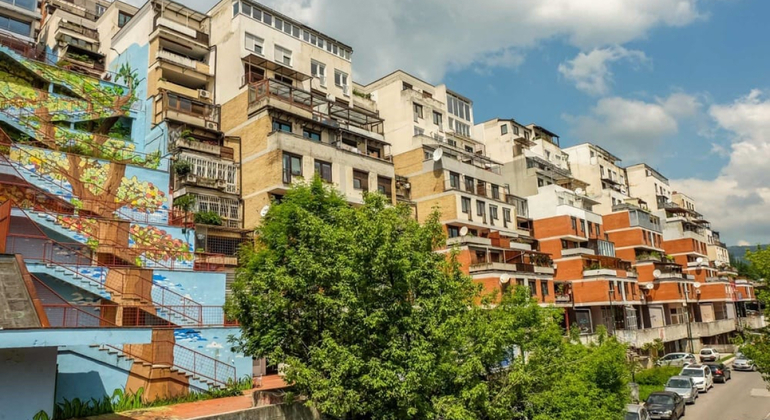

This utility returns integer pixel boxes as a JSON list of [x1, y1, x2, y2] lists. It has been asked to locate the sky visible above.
[[160, 0, 770, 246]]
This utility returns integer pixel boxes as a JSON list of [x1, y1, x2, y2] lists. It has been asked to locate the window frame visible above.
[[302, 128, 321, 141], [314, 159, 332, 183], [501, 124, 508, 135], [282, 153, 302, 183], [245, 32, 264, 55], [352, 169, 369, 191], [377, 176, 392, 198], [274, 45, 293, 66], [461, 197, 471, 214], [272, 120, 292, 133]]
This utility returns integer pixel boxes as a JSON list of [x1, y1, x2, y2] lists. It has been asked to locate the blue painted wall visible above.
[[0, 347, 57, 420], [174, 327, 252, 383], [55, 345, 134, 404]]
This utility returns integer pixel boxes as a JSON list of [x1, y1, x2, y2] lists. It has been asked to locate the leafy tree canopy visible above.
[[737, 247, 770, 384], [228, 178, 630, 420]]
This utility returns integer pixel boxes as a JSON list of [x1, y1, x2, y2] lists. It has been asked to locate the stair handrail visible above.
[[157, 339, 236, 388], [8, 229, 205, 326], [29, 273, 121, 328]]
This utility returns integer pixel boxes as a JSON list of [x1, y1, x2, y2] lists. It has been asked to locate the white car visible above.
[[699, 348, 720, 362], [680, 364, 714, 392], [656, 352, 697, 367]]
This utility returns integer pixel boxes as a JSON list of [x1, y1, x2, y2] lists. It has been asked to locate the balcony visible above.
[[446, 236, 492, 247], [417, 135, 501, 174], [562, 247, 595, 257], [248, 79, 384, 139], [154, 14, 209, 46], [156, 91, 220, 131], [57, 21, 99, 41], [692, 319, 737, 337], [582, 256, 632, 272], [157, 49, 211, 75], [469, 262, 535, 274], [444, 179, 512, 206], [740, 315, 765, 330]]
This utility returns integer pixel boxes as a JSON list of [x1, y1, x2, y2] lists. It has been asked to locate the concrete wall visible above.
[[0, 347, 57, 420], [195, 402, 321, 420]]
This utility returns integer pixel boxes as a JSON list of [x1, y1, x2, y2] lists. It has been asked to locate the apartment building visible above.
[[106, 0, 246, 260], [357, 71, 548, 299], [212, 0, 393, 230], [528, 184, 641, 334], [564, 143, 630, 214], [626, 163, 672, 210], [0, 0, 40, 47]]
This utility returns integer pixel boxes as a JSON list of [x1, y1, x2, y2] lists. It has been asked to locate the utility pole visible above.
[[684, 286, 695, 353]]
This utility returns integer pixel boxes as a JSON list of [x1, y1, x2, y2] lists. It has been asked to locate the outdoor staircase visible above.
[[27, 262, 111, 300]]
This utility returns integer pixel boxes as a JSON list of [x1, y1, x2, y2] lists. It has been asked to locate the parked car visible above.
[[699, 348, 720, 362], [656, 352, 697, 367], [680, 364, 714, 392], [705, 362, 732, 383], [626, 403, 652, 420], [664, 376, 698, 404], [645, 391, 686, 420], [733, 355, 756, 371]]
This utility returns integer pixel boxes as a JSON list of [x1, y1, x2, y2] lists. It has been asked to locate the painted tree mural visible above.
[[11, 147, 165, 216]]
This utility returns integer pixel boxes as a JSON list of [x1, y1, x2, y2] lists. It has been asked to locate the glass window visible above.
[[377, 176, 392, 198], [303, 128, 320, 141], [464, 176, 474, 192], [275, 45, 292, 66], [353, 170, 368, 191], [447, 226, 460, 238], [272, 120, 291, 133], [241, 2, 251, 16], [334, 70, 349, 88], [461, 197, 471, 214], [503, 208, 512, 222], [5, 0, 37, 12], [449, 172, 460, 189], [118, 11, 132, 28], [314, 160, 332, 182], [492, 185, 500, 199], [282, 153, 302, 183], [501, 124, 508, 135], [476, 200, 486, 217], [95, 4, 106, 16], [413, 103, 423, 121], [540, 281, 549, 297], [513, 125, 519, 135], [571, 217, 577, 230], [263, 12, 272, 25], [489, 205, 498, 220], [433, 111, 442, 128], [245, 32, 263, 54], [311, 60, 326, 82]]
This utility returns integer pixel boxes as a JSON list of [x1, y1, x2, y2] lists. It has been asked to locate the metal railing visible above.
[[40, 304, 235, 328], [156, 339, 235, 386]]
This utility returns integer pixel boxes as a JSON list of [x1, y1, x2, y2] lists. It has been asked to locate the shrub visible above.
[[173, 160, 192, 176], [635, 366, 681, 386], [194, 211, 223, 226]]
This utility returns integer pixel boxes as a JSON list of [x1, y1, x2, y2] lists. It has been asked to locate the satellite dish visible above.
[[644, 283, 655, 290], [500, 274, 510, 284], [575, 188, 584, 195], [652, 269, 662, 279], [432, 148, 444, 161], [260, 205, 270, 217], [693, 282, 701, 289], [696, 257, 704, 264], [459, 226, 469, 236]]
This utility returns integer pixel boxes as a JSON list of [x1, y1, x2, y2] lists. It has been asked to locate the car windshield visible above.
[[700, 350, 712, 355], [707, 365, 720, 371], [681, 369, 703, 377], [647, 394, 673, 405], [737, 357, 750, 362], [624, 413, 640, 420], [666, 379, 691, 388]]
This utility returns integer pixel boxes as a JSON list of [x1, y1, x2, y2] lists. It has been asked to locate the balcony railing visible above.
[[157, 49, 208, 72], [248, 78, 385, 136], [154, 16, 209, 45], [58, 21, 100, 40], [582, 256, 632, 272], [158, 91, 220, 130]]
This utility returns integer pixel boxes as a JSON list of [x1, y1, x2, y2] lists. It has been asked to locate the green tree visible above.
[[739, 247, 770, 384], [227, 178, 630, 420]]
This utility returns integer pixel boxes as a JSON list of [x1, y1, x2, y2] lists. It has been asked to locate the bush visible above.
[[194, 211, 223, 226], [635, 366, 681, 386], [173, 160, 192, 176]]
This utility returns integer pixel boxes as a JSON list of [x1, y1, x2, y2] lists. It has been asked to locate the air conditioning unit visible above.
[[198, 89, 211, 99], [215, 179, 227, 189], [205, 122, 217, 130]]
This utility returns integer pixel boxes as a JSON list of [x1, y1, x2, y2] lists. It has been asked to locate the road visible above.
[[683, 369, 770, 420]]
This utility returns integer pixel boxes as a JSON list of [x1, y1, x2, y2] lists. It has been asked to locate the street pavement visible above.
[[683, 369, 770, 419]]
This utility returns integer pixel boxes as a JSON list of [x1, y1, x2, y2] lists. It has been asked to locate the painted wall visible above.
[[0, 347, 58, 420], [152, 269, 226, 306], [55, 345, 134, 404], [174, 327, 252, 383]]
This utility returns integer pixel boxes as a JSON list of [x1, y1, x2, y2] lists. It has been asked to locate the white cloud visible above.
[[672, 90, 770, 245], [173, 0, 704, 82], [558, 46, 649, 95], [565, 93, 701, 162], [737, 240, 751, 246]]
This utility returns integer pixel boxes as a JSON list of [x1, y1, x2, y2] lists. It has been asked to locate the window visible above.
[[413, 103, 423, 121], [275, 45, 292, 66], [314, 160, 332, 182], [245, 32, 264, 54], [303, 128, 321, 141], [587, 222, 593, 235], [447, 93, 471, 121], [118, 11, 132, 28], [377, 176, 392, 198], [489, 205, 499, 220], [262, 12, 272, 25], [595, 224, 601, 236], [0, 14, 31, 36], [353, 170, 368, 191], [402, 82, 413, 91], [537, 178, 545, 187], [461, 197, 471, 214], [491, 184, 500, 200], [282, 153, 302, 183], [433, 111, 443, 128], [334, 70, 349, 90], [540, 281, 549, 297], [571, 217, 577, 230], [414, 126, 425, 136], [503, 208, 512, 222], [464, 176, 474, 192], [465, 145, 474, 153], [513, 125, 519, 135], [545, 150, 551, 161], [272, 120, 291, 133], [476, 200, 486, 218], [449, 172, 460, 189], [95, 4, 106, 16], [447, 226, 460, 238], [501, 124, 508, 135], [310, 60, 326, 85], [453, 120, 471, 137]]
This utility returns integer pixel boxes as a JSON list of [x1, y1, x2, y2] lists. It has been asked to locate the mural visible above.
[[152, 270, 226, 306], [174, 327, 251, 383]]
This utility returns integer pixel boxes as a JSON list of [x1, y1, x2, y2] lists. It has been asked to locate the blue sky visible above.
[[177, 0, 770, 245]]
